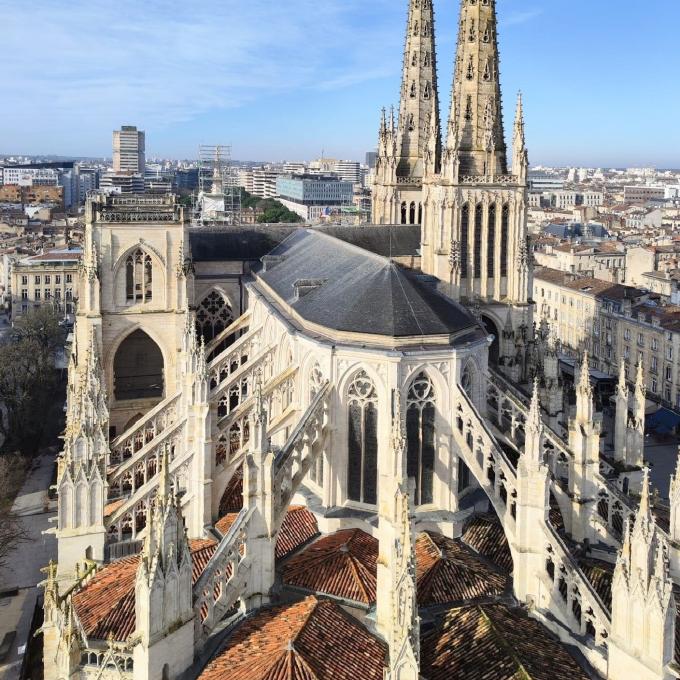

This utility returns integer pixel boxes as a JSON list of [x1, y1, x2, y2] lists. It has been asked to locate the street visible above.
[[0, 453, 57, 680]]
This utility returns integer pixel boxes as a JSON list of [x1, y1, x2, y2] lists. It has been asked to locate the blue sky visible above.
[[2, 0, 679, 167]]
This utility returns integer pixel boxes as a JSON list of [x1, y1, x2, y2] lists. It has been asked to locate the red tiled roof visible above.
[[420, 603, 591, 680], [27, 250, 82, 262], [282, 529, 378, 605], [275, 506, 319, 560], [416, 532, 508, 607], [103, 498, 125, 518], [549, 493, 566, 533], [215, 506, 318, 561], [73, 539, 216, 642], [199, 596, 386, 680], [578, 559, 613, 610], [219, 467, 243, 516], [461, 515, 513, 573]]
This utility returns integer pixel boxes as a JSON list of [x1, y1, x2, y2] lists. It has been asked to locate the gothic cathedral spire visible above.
[[446, 0, 506, 176], [397, 0, 441, 179], [418, 0, 531, 322], [372, 0, 441, 225]]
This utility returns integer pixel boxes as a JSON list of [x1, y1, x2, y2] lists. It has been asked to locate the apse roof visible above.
[[217, 505, 319, 561], [461, 514, 514, 574], [416, 531, 509, 607], [199, 596, 386, 680], [72, 539, 216, 642], [420, 602, 592, 680], [254, 229, 478, 339], [282, 528, 378, 606]]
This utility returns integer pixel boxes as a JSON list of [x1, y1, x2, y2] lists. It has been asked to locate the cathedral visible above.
[[42, 2, 680, 679]]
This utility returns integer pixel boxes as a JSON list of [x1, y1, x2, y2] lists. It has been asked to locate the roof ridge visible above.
[[289, 596, 319, 648], [303, 228, 394, 267], [346, 552, 373, 603], [477, 605, 531, 679]]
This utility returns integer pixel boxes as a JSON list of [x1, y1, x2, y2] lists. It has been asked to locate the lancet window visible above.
[[487, 203, 496, 278], [125, 249, 152, 302], [460, 204, 470, 278], [406, 373, 436, 505], [501, 204, 509, 278], [347, 371, 378, 505], [474, 204, 483, 278]]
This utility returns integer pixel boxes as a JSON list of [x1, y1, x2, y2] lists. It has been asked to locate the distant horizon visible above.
[[2, 152, 679, 174]]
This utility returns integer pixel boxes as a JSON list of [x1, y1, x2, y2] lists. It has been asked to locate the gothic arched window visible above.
[[407, 373, 436, 505], [347, 371, 378, 505], [196, 291, 234, 343], [487, 204, 497, 278], [474, 204, 483, 278], [125, 249, 152, 302], [462, 363, 475, 399], [460, 204, 470, 279], [501, 204, 510, 278]]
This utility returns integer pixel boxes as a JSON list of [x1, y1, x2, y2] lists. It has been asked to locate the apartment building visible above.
[[11, 248, 82, 320], [113, 125, 145, 174], [534, 267, 680, 408], [533, 243, 625, 281]]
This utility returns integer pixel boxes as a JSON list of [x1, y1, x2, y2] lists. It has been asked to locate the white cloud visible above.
[[501, 9, 543, 26], [0, 0, 400, 147]]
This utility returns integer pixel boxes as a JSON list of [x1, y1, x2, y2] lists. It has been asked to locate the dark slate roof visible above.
[[316, 224, 421, 258], [188, 224, 420, 263], [255, 229, 478, 339], [188, 225, 299, 262]]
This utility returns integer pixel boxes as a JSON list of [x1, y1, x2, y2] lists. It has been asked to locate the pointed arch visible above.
[[406, 372, 436, 506], [460, 203, 470, 279], [113, 329, 164, 401], [501, 204, 509, 278], [347, 370, 378, 505], [473, 203, 483, 279], [487, 203, 497, 279], [196, 290, 235, 344], [112, 242, 166, 308]]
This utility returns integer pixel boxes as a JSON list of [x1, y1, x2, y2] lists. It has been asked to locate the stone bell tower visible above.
[[372, 0, 441, 226], [420, 0, 531, 340]]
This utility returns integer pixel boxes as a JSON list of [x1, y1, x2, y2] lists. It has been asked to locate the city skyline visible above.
[[2, 0, 679, 166]]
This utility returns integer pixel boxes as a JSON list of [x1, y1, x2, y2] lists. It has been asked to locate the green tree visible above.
[[0, 306, 66, 455]]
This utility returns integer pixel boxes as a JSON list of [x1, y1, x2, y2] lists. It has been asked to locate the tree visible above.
[[0, 306, 65, 455], [0, 455, 28, 573]]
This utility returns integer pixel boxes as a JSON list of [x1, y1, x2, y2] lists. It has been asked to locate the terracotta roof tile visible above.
[[73, 539, 216, 642], [578, 558, 613, 610], [282, 529, 378, 605], [219, 467, 243, 515], [461, 515, 513, 573], [549, 493, 566, 533], [275, 506, 320, 560], [421, 603, 591, 680], [284, 527, 509, 609], [103, 498, 125, 518], [215, 507, 319, 561], [416, 532, 509, 607], [199, 596, 386, 680]]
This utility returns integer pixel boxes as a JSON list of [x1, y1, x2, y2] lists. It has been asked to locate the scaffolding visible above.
[[192, 144, 241, 226]]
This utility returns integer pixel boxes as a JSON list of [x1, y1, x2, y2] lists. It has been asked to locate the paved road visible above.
[[0, 453, 57, 680]]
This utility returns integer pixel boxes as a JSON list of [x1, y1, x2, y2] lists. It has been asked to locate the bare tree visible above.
[[0, 455, 28, 572]]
